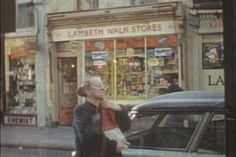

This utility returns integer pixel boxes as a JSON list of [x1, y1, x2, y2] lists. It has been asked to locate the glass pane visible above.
[[154, 113, 202, 148], [126, 113, 203, 149], [57, 57, 77, 125], [17, 3, 34, 28], [57, 58, 77, 104], [197, 114, 225, 154], [85, 40, 114, 97], [7, 50, 36, 115], [116, 38, 145, 99], [126, 112, 159, 136], [146, 35, 180, 97]]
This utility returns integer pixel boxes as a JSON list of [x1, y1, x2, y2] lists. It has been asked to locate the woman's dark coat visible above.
[[73, 101, 131, 157]]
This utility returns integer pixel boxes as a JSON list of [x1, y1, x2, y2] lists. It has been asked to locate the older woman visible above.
[[73, 76, 130, 157]]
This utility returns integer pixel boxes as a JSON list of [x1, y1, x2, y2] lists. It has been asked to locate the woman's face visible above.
[[88, 78, 106, 100]]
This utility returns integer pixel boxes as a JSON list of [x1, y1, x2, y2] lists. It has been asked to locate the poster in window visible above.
[[202, 42, 224, 69]]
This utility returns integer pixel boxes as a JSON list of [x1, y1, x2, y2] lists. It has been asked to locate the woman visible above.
[[73, 76, 130, 157]]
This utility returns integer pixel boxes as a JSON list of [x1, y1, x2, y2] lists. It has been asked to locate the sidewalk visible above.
[[0, 124, 75, 150]]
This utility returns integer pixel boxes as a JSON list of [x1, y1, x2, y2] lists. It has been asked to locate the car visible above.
[[122, 90, 225, 157]]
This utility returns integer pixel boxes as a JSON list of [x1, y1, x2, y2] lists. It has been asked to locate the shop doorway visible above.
[[57, 57, 77, 125]]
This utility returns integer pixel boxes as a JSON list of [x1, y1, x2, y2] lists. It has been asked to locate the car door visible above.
[[122, 112, 225, 157], [122, 148, 224, 157]]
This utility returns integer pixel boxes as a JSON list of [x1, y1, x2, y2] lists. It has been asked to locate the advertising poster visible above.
[[202, 42, 224, 69]]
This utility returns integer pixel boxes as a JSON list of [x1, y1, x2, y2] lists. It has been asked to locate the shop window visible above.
[[146, 35, 179, 97], [202, 42, 224, 69], [84, 36, 180, 100], [116, 38, 145, 99], [4, 39, 37, 126], [7, 54, 36, 115], [85, 40, 114, 97]]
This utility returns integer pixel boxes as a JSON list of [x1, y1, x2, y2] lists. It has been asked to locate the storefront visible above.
[[48, 3, 185, 124], [3, 36, 37, 126], [198, 13, 224, 90], [187, 11, 224, 91]]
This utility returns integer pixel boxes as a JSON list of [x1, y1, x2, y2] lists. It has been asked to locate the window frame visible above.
[[16, 0, 35, 31]]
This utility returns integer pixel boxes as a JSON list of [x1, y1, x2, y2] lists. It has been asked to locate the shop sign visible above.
[[95, 42, 105, 49], [69, 40, 81, 53], [154, 48, 173, 57], [199, 18, 223, 34], [202, 69, 224, 90], [92, 51, 107, 59], [116, 38, 144, 48], [208, 74, 224, 86], [10, 42, 37, 59], [11, 44, 29, 59], [51, 21, 179, 41], [4, 115, 37, 126], [147, 35, 178, 47], [147, 58, 164, 67], [85, 40, 113, 51], [93, 60, 107, 66], [147, 49, 155, 58]]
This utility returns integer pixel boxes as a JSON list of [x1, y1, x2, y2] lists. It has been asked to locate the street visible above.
[[1, 147, 72, 157]]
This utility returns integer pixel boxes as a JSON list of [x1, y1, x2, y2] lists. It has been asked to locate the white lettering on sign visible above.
[[93, 60, 107, 66], [4, 115, 36, 126], [92, 51, 107, 59], [208, 75, 224, 86], [51, 21, 179, 41], [154, 48, 173, 57]]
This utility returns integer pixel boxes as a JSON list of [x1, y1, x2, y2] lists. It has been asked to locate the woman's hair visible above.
[[77, 76, 102, 97], [77, 82, 89, 97]]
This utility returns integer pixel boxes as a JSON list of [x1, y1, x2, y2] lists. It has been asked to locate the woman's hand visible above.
[[116, 142, 125, 153]]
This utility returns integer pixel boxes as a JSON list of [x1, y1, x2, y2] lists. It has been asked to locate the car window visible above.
[[197, 114, 225, 154], [149, 113, 203, 149], [125, 112, 159, 136], [127, 113, 203, 150]]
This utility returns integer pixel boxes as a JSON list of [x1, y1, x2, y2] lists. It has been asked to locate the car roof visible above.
[[132, 90, 225, 111]]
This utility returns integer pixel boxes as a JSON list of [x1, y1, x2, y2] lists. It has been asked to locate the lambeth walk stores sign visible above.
[[4, 115, 37, 126], [51, 21, 179, 42]]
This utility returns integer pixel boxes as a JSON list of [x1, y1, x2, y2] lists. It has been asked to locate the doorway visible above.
[[57, 57, 77, 125]]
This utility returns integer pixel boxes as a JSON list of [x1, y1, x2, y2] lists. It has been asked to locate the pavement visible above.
[[0, 124, 75, 150]]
